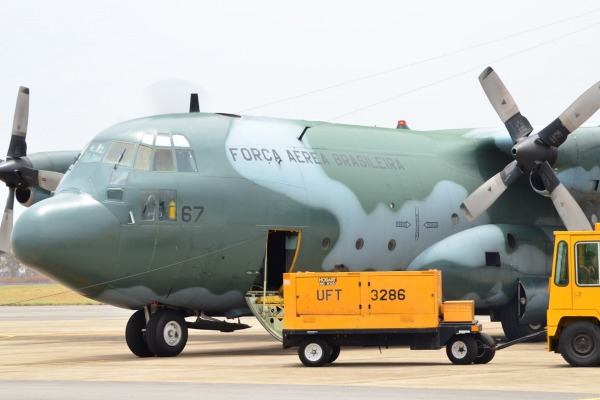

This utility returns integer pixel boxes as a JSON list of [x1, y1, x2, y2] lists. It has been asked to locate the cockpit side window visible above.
[[79, 141, 109, 163], [175, 149, 198, 172]]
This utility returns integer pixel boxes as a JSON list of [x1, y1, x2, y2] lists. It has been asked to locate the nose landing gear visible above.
[[125, 307, 189, 357]]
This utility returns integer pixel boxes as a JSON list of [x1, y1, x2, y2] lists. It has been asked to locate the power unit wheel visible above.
[[328, 345, 341, 363], [125, 309, 154, 357], [145, 309, 188, 357], [298, 337, 332, 367], [446, 334, 478, 365], [473, 332, 496, 364], [559, 321, 600, 367]]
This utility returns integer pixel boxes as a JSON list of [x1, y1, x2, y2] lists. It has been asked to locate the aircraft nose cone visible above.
[[12, 193, 120, 297]]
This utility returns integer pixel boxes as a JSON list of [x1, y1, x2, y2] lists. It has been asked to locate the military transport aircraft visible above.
[[2, 67, 600, 357]]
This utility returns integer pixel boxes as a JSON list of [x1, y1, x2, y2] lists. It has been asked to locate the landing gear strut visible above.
[[500, 295, 545, 341]]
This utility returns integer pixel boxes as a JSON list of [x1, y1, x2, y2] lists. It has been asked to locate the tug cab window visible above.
[[554, 241, 569, 287], [576, 242, 600, 286]]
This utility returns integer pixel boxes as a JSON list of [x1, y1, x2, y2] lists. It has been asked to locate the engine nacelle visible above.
[[16, 187, 51, 208], [529, 172, 550, 197]]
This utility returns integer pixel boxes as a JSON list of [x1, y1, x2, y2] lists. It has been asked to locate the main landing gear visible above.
[[125, 306, 252, 357]]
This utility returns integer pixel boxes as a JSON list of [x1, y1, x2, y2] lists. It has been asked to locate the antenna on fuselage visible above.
[[189, 93, 200, 113], [298, 126, 310, 141]]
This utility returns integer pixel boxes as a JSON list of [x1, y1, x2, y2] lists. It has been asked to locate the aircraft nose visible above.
[[12, 193, 120, 297]]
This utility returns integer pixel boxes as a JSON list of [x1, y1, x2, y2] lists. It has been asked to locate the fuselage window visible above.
[[104, 141, 136, 167], [175, 149, 198, 172], [141, 191, 156, 221], [154, 149, 175, 172], [134, 145, 152, 171], [79, 141, 109, 163], [158, 190, 177, 221], [141, 190, 177, 222]]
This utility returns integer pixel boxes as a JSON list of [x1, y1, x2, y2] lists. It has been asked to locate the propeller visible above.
[[461, 67, 600, 231], [0, 87, 64, 253]]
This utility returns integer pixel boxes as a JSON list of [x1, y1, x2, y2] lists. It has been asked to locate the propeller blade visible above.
[[479, 67, 533, 143], [539, 162, 591, 231], [0, 187, 15, 253], [8, 87, 29, 158], [538, 82, 600, 148], [460, 160, 523, 221]]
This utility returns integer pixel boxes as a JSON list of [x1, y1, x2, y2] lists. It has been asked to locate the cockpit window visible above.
[[104, 141, 136, 166], [79, 134, 196, 172], [172, 134, 191, 147], [155, 134, 172, 147], [141, 132, 154, 145], [154, 149, 175, 172], [134, 145, 152, 171], [79, 141, 109, 163]]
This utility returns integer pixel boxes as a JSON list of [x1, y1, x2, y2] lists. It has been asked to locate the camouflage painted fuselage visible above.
[[12, 113, 600, 322]]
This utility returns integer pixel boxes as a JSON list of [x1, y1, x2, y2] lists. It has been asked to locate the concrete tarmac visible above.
[[1, 306, 599, 400]]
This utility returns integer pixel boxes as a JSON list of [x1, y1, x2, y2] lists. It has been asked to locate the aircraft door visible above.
[[261, 230, 300, 291]]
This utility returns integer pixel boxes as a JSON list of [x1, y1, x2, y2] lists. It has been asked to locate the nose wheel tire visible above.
[[298, 337, 332, 367], [125, 309, 154, 357], [145, 309, 188, 357], [446, 334, 478, 365]]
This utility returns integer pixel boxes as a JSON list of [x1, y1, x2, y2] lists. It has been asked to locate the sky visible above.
[[2, 0, 600, 220]]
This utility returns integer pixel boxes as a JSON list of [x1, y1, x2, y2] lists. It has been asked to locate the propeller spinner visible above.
[[461, 67, 600, 231]]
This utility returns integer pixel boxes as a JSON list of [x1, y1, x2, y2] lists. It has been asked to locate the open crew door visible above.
[[245, 229, 300, 341]]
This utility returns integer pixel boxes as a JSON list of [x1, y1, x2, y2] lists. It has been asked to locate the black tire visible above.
[[298, 337, 332, 367], [500, 295, 546, 341], [145, 309, 188, 357], [125, 310, 154, 357], [446, 334, 478, 365], [473, 332, 496, 364], [328, 345, 341, 363], [558, 321, 600, 367]]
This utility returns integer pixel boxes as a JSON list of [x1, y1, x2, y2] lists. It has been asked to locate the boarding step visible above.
[[245, 291, 284, 342]]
